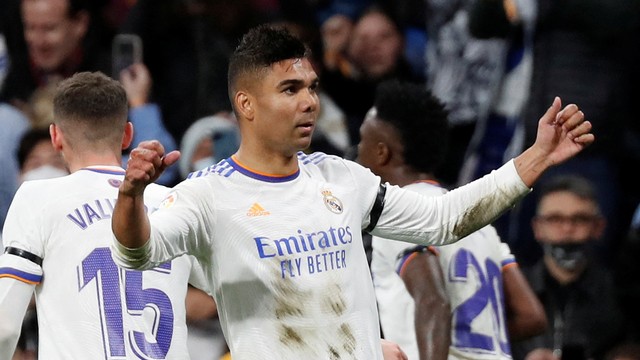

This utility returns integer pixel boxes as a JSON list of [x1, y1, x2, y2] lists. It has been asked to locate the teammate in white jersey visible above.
[[360, 80, 548, 359], [110, 25, 593, 360], [0, 72, 207, 359]]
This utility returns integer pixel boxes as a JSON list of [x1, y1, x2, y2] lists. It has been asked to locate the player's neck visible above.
[[233, 147, 299, 176], [66, 153, 123, 173]]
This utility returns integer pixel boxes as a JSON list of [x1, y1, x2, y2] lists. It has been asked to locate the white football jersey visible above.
[[372, 181, 516, 360], [1, 166, 204, 360], [111, 153, 528, 360]]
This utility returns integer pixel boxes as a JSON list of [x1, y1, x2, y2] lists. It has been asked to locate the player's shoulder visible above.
[[144, 182, 172, 203], [297, 151, 368, 176], [185, 157, 236, 181], [403, 181, 446, 197], [13, 175, 72, 200]]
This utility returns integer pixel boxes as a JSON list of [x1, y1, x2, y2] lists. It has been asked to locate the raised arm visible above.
[[514, 97, 593, 187], [112, 140, 180, 250], [400, 248, 451, 360]]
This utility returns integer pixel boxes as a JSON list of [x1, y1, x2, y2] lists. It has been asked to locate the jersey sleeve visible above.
[[370, 159, 530, 246], [339, 159, 386, 230], [0, 253, 39, 359], [1, 183, 47, 282], [497, 240, 517, 270], [186, 255, 212, 295], [0, 267, 35, 360]]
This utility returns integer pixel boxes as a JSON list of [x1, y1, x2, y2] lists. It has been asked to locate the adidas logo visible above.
[[247, 203, 270, 217]]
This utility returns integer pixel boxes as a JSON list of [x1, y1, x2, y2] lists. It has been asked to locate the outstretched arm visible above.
[[401, 249, 451, 360], [514, 97, 593, 187], [112, 140, 180, 251]]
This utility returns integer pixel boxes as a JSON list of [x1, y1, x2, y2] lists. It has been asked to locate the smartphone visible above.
[[111, 34, 142, 79]]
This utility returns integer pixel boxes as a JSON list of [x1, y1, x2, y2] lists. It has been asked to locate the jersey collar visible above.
[[227, 156, 299, 183]]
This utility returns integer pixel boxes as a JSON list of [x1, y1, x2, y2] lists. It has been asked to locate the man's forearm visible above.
[[112, 192, 150, 249], [0, 279, 34, 360], [514, 147, 554, 188]]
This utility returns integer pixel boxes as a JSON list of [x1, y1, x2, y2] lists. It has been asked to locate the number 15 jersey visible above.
[[1, 166, 205, 359]]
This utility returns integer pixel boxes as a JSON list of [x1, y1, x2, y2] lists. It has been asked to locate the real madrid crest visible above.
[[322, 189, 343, 214]]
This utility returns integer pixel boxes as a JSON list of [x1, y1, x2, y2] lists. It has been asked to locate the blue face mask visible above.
[[543, 243, 590, 270]]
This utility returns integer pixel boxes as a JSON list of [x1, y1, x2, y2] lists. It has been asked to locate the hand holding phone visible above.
[[112, 34, 142, 79]]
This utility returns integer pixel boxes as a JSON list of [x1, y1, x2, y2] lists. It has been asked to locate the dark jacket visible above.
[[511, 259, 625, 360]]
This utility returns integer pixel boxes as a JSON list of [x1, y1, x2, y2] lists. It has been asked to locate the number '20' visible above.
[[450, 248, 510, 356]]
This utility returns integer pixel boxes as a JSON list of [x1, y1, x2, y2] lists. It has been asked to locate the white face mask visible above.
[[191, 156, 217, 172], [21, 165, 68, 182]]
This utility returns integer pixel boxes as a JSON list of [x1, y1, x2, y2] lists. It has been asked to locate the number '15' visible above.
[[78, 247, 174, 359]]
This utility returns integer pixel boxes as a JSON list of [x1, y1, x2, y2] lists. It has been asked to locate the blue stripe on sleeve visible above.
[[0, 267, 43, 284]]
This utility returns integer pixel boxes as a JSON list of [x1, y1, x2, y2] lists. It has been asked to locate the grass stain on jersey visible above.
[[279, 325, 305, 346], [321, 283, 346, 316], [339, 323, 356, 354], [329, 345, 341, 359]]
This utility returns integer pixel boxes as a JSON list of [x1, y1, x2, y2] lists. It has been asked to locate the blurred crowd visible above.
[[1, 0, 640, 359]]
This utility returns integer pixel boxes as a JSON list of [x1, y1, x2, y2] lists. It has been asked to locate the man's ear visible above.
[[73, 10, 90, 40], [50, 123, 63, 151], [234, 91, 254, 121], [592, 216, 607, 240], [122, 122, 134, 150], [377, 142, 391, 166]]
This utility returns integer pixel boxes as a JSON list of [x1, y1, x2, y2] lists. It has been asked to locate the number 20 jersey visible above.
[[372, 181, 516, 360], [1, 166, 204, 359]]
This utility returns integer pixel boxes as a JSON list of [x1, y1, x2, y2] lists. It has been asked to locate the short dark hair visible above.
[[374, 79, 449, 174], [16, 128, 51, 170], [227, 24, 309, 104], [537, 175, 599, 209], [53, 71, 128, 143]]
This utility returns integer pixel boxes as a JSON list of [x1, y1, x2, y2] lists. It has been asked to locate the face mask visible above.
[[192, 156, 217, 172], [543, 243, 590, 270], [21, 165, 68, 182]]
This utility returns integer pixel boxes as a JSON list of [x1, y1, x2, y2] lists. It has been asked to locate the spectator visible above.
[[0, 104, 30, 234], [16, 127, 68, 183], [424, 0, 511, 187], [516, 0, 640, 267], [0, 0, 111, 107], [321, 4, 422, 146], [117, 0, 264, 142], [512, 175, 625, 360], [119, 63, 178, 185], [178, 112, 240, 180], [456, 0, 538, 261], [614, 204, 640, 343]]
